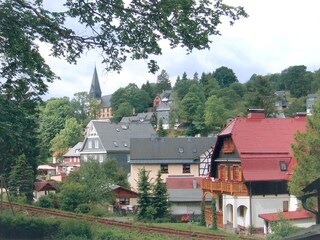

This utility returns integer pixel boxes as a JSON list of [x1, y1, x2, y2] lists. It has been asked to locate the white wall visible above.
[[251, 194, 291, 227], [170, 202, 201, 215]]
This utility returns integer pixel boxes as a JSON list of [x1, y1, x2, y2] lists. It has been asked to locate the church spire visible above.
[[89, 66, 102, 99]]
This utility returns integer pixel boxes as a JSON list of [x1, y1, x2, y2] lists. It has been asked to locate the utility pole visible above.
[[0, 175, 15, 215]]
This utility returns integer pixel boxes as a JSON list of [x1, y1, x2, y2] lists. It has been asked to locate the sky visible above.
[[42, 0, 320, 99]]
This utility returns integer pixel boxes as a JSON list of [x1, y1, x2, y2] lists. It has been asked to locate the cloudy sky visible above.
[[42, 0, 320, 99]]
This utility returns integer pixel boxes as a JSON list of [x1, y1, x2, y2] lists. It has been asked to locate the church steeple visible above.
[[89, 66, 102, 99]]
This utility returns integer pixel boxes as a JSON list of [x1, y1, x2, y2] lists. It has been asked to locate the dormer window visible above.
[[222, 137, 235, 154], [280, 161, 287, 171], [178, 147, 184, 153]]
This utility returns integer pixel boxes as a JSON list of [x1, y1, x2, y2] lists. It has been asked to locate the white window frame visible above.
[[88, 140, 92, 149], [95, 140, 99, 148]]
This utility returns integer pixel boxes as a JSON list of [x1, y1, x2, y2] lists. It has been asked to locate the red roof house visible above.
[[201, 110, 311, 234]]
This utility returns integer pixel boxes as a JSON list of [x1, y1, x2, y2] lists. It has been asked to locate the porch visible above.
[[201, 178, 249, 196]]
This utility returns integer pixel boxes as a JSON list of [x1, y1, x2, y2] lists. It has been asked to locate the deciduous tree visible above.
[[289, 94, 320, 200]]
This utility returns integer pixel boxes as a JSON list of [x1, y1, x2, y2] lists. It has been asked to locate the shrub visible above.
[[56, 219, 92, 239], [76, 203, 91, 214]]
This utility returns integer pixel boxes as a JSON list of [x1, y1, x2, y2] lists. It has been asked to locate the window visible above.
[[178, 147, 184, 153], [99, 155, 104, 163], [239, 206, 245, 217], [95, 140, 99, 148], [283, 201, 289, 212], [119, 198, 129, 205], [83, 155, 88, 162], [280, 161, 287, 171], [88, 140, 92, 149], [232, 165, 240, 181], [161, 164, 168, 174], [218, 165, 227, 180], [222, 138, 235, 154], [183, 164, 191, 173]]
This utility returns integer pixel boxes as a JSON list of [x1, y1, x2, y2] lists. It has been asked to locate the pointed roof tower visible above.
[[89, 67, 102, 99]]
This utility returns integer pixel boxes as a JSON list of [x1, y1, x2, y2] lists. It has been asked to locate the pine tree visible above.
[[157, 118, 166, 137], [289, 92, 320, 202], [152, 170, 169, 220], [8, 154, 34, 203], [137, 168, 152, 220], [211, 199, 217, 230], [199, 201, 206, 226]]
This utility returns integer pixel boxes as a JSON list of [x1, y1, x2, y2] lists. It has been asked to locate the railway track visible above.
[[0, 202, 251, 239]]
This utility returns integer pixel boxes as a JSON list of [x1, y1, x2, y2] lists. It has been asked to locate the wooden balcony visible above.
[[205, 208, 223, 228], [201, 178, 249, 196]]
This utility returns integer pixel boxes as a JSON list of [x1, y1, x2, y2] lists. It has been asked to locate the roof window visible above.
[[280, 161, 287, 171], [178, 147, 184, 153]]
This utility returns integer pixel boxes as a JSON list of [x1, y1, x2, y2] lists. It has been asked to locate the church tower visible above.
[[89, 67, 102, 99]]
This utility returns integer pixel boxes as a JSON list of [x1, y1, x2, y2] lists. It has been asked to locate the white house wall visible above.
[[251, 194, 291, 228], [223, 195, 251, 229]]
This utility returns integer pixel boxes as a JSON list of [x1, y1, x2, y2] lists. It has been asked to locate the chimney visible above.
[[247, 109, 265, 119]]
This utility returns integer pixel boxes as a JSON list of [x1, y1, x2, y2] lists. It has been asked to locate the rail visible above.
[[201, 178, 249, 196]]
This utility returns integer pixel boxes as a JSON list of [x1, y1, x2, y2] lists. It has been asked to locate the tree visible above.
[[8, 154, 34, 203], [199, 202, 206, 226], [245, 75, 276, 117], [137, 168, 152, 220], [213, 66, 238, 88], [157, 119, 167, 137], [38, 97, 76, 161], [1, 1, 247, 85], [59, 159, 126, 211], [49, 118, 83, 161], [281, 65, 311, 98], [152, 170, 169, 219], [141, 81, 157, 103], [179, 92, 203, 123], [205, 96, 230, 131], [211, 199, 217, 230], [155, 70, 171, 94], [288, 93, 320, 200], [113, 102, 133, 122], [284, 97, 306, 118]]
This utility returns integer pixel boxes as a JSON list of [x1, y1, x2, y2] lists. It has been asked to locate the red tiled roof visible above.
[[259, 210, 314, 222], [241, 157, 292, 181], [166, 177, 202, 189], [218, 116, 306, 181], [33, 181, 57, 192]]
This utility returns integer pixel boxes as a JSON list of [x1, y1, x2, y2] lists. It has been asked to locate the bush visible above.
[[76, 203, 91, 214], [89, 204, 108, 217], [56, 219, 92, 239]]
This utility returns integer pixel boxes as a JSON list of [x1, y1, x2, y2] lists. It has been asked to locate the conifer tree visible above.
[[211, 199, 217, 230], [157, 118, 166, 137], [289, 92, 320, 201], [152, 170, 169, 219], [199, 201, 206, 226], [137, 168, 152, 220], [8, 154, 34, 203]]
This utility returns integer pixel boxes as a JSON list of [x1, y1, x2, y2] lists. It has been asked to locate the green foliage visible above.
[[267, 214, 301, 239], [281, 65, 311, 98], [137, 168, 152, 220], [199, 202, 206, 226], [57, 220, 92, 239], [284, 97, 306, 117], [156, 70, 172, 94], [37, 97, 76, 161], [8, 154, 34, 203], [289, 92, 320, 199], [205, 96, 230, 130], [49, 117, 83, 160], [59, 159, 128, 212], [213, 66, 238, 88], [152, 170, 170, 219], [157, 119, 167, 137], [211, 199, 217, 230], [0, 212, 59, 239], [245, 75, 276, 116]]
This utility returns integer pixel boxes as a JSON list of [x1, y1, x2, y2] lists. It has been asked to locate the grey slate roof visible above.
[[101, 94, 112, 108], [64, 142, 83, 157], [120, 112, 155, 123], [92, 121, 156, 151], [130, 137, 215, 163]]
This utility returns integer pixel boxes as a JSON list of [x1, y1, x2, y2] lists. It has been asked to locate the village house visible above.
[[129, 136, 215, 211], [201, 109, 314, 234], [80, 120, 156, 172]]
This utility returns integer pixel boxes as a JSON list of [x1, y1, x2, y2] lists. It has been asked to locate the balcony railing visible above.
[[205, 209, 223, 228], [201, 178, 249, 196]]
